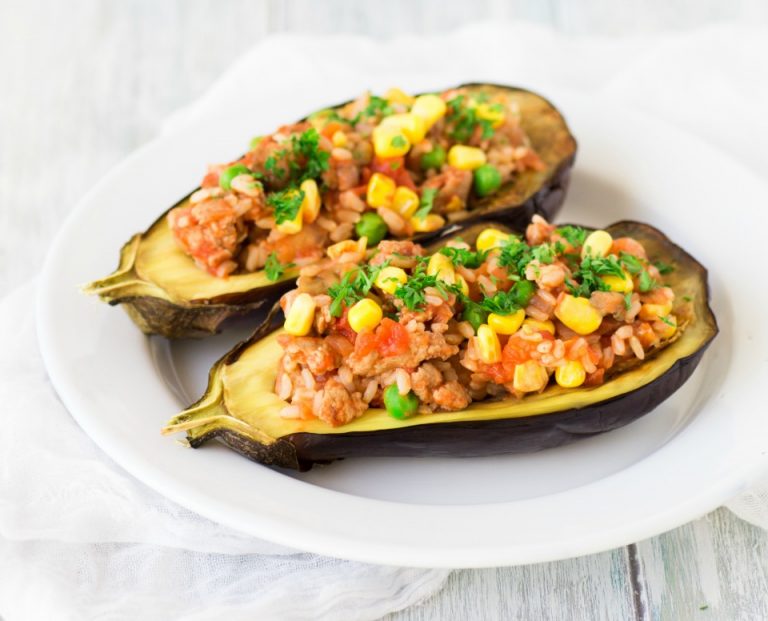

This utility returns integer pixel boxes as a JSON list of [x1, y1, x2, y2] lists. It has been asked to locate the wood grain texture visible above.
[[2, 1, 767, 619]]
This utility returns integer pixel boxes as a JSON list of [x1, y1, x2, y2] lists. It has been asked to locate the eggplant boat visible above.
[[85, 83, 577, 338], [162, 218, 718, 470]]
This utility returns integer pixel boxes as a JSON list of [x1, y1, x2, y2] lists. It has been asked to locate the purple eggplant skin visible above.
[[163, 221, 718, 471], [84, 83, 576, 339]]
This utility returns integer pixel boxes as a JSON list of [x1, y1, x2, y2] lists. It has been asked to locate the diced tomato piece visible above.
[[584, 368, 605, 387], [635, 322, 659, 349], [333, 309, 357, 344], [201, 171, 219, 188], [370, 157, 416, 189], [502, 332, 552, 366], [610, 237, 647, 260], [357, 318, 410, 357], [376, 318, 411, 356], [484, 362, 514, 384], [321, 121, 345, 139]]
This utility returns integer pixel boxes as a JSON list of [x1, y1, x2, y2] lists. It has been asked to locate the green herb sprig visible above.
[[264, 252, 295, 281]]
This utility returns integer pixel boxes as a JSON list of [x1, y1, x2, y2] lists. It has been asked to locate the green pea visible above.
[[355, 212, 388, 247], [510, 280, 535, 308], [462, 305, 487, 332], [219, 164, 252, 191], [383, 384, 420, 420], [420, 146, 446, 170], [473, 164, 502, 197]]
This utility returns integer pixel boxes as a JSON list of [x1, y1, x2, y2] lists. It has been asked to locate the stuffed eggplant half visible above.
[[162, 218, 718, 470], [85, 83, 576, 338]]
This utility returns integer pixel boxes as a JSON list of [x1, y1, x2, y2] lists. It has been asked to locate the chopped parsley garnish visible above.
[[618, 252, 644, 275], [446, 95, 494, 142], [532, 242, 563, 265], [268, 188, 305, 225], [327, 262, 389, 317], [659, 315, 675, 327], [638, 269, 657, 292], [653, 260, 675, 275], [363, 95, 394, 119], [566, 254, 625, 298], [264, 252, 294, 281], [479, 281, 536, 315], [414, 187, 438, 220], [555, 225, 587, 248], [497, 237, 561, 276], [290, 128, 330, 182], [390, 135, 407, 148], [623, 292, 633, 310], [393, 261, 462, 311], [439, 246, 488, 268], [496, 237, 529, 275], [683, 295, 692, 302]]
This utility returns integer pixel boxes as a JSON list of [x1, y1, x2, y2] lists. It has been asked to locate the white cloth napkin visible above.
[[2, 21, 768, 620]]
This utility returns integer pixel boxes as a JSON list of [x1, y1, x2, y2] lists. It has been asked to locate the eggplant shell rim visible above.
[[83, 82, 577, 338], [162, 220, 719, 471]]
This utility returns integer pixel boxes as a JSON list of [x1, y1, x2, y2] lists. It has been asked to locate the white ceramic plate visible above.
[[38, 86, 768, 568]]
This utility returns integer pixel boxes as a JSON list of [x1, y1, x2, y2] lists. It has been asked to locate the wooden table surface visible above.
[[3, 2, 767, 619]]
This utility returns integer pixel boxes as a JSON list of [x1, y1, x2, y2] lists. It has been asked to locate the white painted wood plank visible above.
[[637, 508, 768, 621], [385, 549, 636, 620]]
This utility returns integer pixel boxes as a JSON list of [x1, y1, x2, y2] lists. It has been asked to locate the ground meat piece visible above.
[[347, 329, 458, 377], [409, 362, 443, 402], [423, 167, 472, 213], [369, 240, 425, 267], [590, 291, 626, 320], [315, 377, 367, 426], [260, 222, 329, 265], [167, 198, 247, 277], [409, 363, 471, 411], [433, 381, 471, 410], [278, 336, 342, 375]]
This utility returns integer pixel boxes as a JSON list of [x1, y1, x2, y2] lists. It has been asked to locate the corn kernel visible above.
[[375, 266, 408, 295], [448, 145, 487, 171], [475, 102, 506, 128], [476, 228, 510, 252], [581, 230, 613, 259], [392, 186, 420, 219], [445, 195, 465, 212], [327, 239, 361, 260], [276, 208, 303, 234], [331, 130, 348, 148], [555, 294, 603, 335], [488, 309, 525, 335], [284, 293, 316, 336], [410, 213, 445, 233], [601, 270, 634, 293], [477, 324, 502, 364], [427, 253, 456, 284], [410, 94, 447, 128], [654, 314, 678, 339], [366, 173, 396, 208], [456, 274, 470, 296], [513, 360, 549, 393], [380, 113, 427, 143], [522, 318, 556, 335], [348, 298, 383, 333], [639, 302, 673, 321], [385, 87, 415, 106], [299, 179, 321, 224], [555, 360, 586, 388], [372, 124, 411, 158]]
